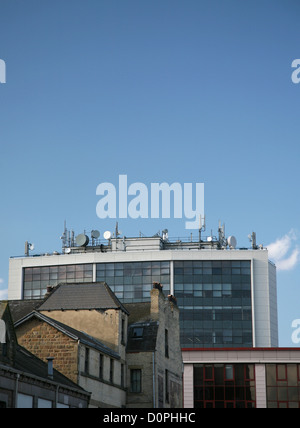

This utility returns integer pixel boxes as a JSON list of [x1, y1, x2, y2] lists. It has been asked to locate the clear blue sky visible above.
[[0, 0, 300, 346]]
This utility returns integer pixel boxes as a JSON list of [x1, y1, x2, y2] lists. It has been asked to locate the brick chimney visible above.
[[150, 282, 165, 322], [44, 286, 55, 299]]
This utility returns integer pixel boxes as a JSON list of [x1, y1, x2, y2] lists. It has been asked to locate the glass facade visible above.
[[174, 260, 252, 348], [266, 364, 300, 408], [194, 364, 256, 408], [22, 259, 253, 348], [23, 264, 93, 299], [96, 261, 170, 303]]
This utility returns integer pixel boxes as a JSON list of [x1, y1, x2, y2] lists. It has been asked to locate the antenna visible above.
[[162, 229, 169, 241], [60, 220, 67, 249], [115, 222, 122, 238], [248, 232, 258, 249], [75, 234, 89, 247], [25, 242, 35, 256], [199, 215, 206, 248], [228, 236, 237, 250], [91, 230, 100, 239], [218, 221, 227, 248], [104, 231, 112, 240], [91, 230, 100, 246]]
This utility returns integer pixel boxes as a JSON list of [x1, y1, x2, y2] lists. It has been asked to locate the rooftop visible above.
[[38, 282, 129, 314], [11, 224, 267, 258]]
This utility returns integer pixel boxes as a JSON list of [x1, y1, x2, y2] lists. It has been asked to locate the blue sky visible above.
[[0, 0, 300, 346]]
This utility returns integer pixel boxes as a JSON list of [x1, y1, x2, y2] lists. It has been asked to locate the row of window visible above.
[[266, 364, 300, 408], [83, 346, 125, 388], [194, 364, 256, 408], [193, 364, 300, 409], [17, 393, 71, 408], [181, 331, 253, 348], [174, 261, 252, 349]]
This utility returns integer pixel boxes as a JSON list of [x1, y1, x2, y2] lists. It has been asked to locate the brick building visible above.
[[11, 281, 183, 408], [13, 283, 128, 408], [0, 302, 90, 408]]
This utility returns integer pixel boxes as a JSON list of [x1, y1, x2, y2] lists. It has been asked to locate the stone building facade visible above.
[[0, 302, 90, 408], [14, 283, 128, 408], [126, 284, 183, 408], [12, 281, 183, 408]]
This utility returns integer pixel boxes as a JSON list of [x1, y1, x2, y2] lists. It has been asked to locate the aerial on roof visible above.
[[38, 282, 129, 314]]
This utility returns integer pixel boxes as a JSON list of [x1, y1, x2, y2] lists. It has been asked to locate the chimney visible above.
[[44, 286, 55, 299], [168, 295, 177, 306], [151, 282, 165, 321], [153, 282, 163, 292], [47, 357, 54, 380]]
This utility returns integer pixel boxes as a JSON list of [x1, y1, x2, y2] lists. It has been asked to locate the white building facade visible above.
[[8, 234, 278, 349]]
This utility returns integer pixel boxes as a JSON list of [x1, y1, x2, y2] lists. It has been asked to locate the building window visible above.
[[96, 261, 171, 303], [165, 370, 169, 403], [174, 260, 252, 348], [17, 393, 33, 408], [121, 364, 125, 388], [225, 365, 234, 381], [38, 398, 52, 408], [99, 354, 104, 380], [132, 327, 143, 338], [194, 364, 256, 408], [131, 369, 142, 393], [23, 264, 93, 299], [110, 359, 114, 384], [165, 329, 169, 358], [84, 348, 90, 374], [266, 364, 300, 408], [121, 319, 126, 345]]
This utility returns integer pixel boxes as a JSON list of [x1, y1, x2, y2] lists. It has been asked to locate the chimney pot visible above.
[[168, 295, 177, 305], [153, 282, 163, 292]]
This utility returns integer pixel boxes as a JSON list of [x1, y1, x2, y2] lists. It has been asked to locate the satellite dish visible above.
[[207, 236, 213, 242], [76, 234, 89, 247], [104, 231, 112, 240], [64, 248, 71, 254], [91, 230, 100, 239], [228, 236, 237, 249], [29, 243, 35, 251]]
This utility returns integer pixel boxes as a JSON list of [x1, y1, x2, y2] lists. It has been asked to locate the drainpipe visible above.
[[152, 352, 156, 409], [55, 385, 59, 408], [15, 373, 20, 408]]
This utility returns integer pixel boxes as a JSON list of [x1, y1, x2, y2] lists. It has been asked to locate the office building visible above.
[[8, 223, 293, 408], [8, 225, 278, 349]]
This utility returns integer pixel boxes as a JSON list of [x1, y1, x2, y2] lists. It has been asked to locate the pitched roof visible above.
[[0, 302, 7, 319], [8, 299, 44, 324], [38, 282, 129, 314], [14, 345, 89, 393], [15, 311, 120, 360]]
